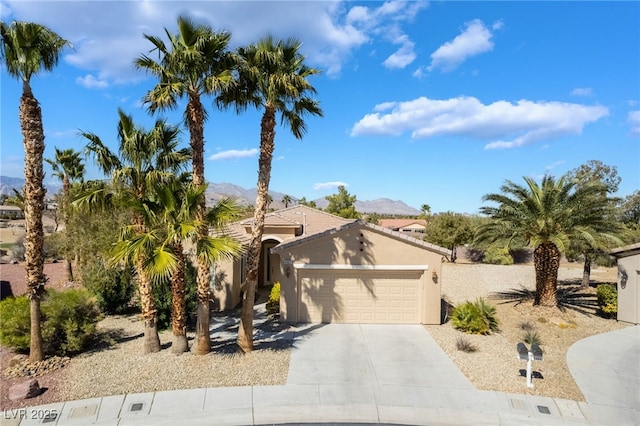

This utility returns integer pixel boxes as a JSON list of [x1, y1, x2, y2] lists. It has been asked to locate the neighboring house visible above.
[[213, 205, 449, 325], [610, 243, 640, 325], [0, 205, 24, 219], [378, 218, 428, 236]]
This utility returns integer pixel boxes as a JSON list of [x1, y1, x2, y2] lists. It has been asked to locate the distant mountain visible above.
[[313, 197, 421, 216], [0, 176, 61, 198], [0, 176, 420, 215], [205, 182, 294, 210]]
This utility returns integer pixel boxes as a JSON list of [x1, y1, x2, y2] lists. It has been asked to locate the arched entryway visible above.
[[258, 238, 280, 288]]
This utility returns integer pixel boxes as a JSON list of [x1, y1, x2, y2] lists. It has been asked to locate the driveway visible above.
[[567, 325, 640, 425], [287, 323, 474, 389]]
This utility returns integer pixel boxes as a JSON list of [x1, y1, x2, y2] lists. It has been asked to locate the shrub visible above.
[[522, 330, 543, 346], [455, 336, 478, 353], [0, 296, 31, 351], [483, 245, 514, 265], [451, 298, 499, 335], [0, 289, 101, 356], [518, 320, 535, 332], [153, 262, 198, 331], [596, 283, 617, 318], [10, 235, 25, 261], [82, 260, 135, 315], [266, 282, 281, 315], [42, 289, 102, 355]]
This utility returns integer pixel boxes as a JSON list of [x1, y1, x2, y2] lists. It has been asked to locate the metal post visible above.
[[526, 352, 534, 388]]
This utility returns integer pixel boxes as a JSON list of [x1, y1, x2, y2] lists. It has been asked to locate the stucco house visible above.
[[0, 205, 24, 219], [378, 218, 428, 235], [610, 242, 640, 324], [213, 205, 449, 325]]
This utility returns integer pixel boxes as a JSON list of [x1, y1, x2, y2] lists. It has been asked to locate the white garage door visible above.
[[298, 270, 423, 324]]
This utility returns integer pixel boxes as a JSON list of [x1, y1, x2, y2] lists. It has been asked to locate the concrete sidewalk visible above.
[[1, 324, 638, 425]]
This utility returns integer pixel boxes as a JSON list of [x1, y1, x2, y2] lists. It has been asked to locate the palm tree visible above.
[[135, 15, 235, 355], [219, 36, 323, 352], [80, 109, 189, 354], [45, 148, 84, 282], [475, 175, 623, 307], [112, 180, 242, 353], [1, 21, 70, 362], [282, 194, 292, 208]]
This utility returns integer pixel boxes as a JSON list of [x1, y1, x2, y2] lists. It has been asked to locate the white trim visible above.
[[293, 263, 428, 271]]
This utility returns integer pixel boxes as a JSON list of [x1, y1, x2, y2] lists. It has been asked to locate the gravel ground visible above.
[[1, 306, 292, 411], [428, 262, 628, 401], [58, 312, 291, 401], [0, 261, 628, 410]]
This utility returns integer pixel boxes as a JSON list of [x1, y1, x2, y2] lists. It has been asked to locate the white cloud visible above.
[[383, 34, 416, 69], [570, 87, 593, 96], [351, 96, 609, 149], [2, 0, 427, 83], [427, 19, 497, 73], [76, 74, 109, 89], [628, 110, 640, 135], [313, 181, 349, 190], [209, 148, 258, 161], [544, 160, 565, 171]]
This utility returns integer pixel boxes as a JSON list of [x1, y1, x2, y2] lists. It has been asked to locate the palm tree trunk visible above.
[[581, 255, 591, 288], [137, 258, 161, 354], [62, 174, 74, 282], [533, 242, 560, 306], [238, 106, 276, 353], [171, 242, 189, 354], [187, 93, 211, 355], [21, 86, 46, 362], [133, 211, 161, 354]]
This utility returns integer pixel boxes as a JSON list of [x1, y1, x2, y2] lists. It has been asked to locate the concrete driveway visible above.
[[568, 325, 640, 425], [287, 324, 474, 389]]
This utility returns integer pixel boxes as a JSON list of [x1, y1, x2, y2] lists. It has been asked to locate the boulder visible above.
[[9, 379, 41, 400]]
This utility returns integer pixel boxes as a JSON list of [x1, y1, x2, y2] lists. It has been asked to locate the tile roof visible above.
[[378, 218, 428, 229], [220, 205, 355, 246], [271, 219, 450, 257]]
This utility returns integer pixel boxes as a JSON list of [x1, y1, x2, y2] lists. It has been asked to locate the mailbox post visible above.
[[517, 342, 543, 388]]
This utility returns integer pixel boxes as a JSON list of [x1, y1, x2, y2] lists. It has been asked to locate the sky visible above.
[[1, 1, 639, 214]]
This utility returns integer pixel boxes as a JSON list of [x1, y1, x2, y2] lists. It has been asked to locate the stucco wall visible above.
[[616, 254, 640, 324], [276, 225, 445, 324]]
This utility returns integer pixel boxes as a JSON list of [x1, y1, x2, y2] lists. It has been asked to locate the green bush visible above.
[[451, 298, 499, 335], [82, 260, 135, 315], [596, 283, 617, 317], [266, 282, 281, 315], [483, 245, 514, 265], [153, 262, 198, 331], [0, 296, 31, 351], [0, 289, 101, 356], [42, 289, 102, 355], [522, 330, 543, 346]]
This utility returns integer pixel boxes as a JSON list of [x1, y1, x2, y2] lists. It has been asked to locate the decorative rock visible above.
[[9, 379, 41, 400]]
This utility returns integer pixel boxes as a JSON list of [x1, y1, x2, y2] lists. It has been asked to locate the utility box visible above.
[[610, 243, 640, 325]]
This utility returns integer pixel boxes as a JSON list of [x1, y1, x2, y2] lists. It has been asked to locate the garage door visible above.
[[298, 270, 423, 324]]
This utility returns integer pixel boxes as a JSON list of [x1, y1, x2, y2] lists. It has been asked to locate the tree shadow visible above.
[[490, 282, 599, 316]]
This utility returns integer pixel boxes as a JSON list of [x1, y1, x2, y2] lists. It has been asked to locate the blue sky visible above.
[[1, 1, 638, 214]]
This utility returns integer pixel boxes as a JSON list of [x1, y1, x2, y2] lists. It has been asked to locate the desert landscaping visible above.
[[0, 248, 628, 411]]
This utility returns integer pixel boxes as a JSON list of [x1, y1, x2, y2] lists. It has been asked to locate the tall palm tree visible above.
[[475, 175, 623, 307], [80, 109, 189, 354], [282, 194, 292, 208], [45, 148, 84, 282], [219, 36, 323, 352], [135, 15, 235, 355], [1, 21, 70, 362], [114, 181, 242, 353]]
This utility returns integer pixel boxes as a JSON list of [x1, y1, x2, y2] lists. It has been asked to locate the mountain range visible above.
[[0, 176, 421, 216]]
